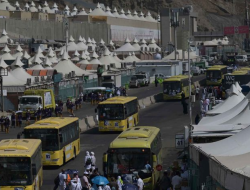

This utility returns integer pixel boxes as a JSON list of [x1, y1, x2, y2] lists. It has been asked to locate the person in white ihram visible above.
[[117, 176, 123, 190], [71, 173, 82, 190], [90, 152, 96, 170], [59, 169, 67, 190], [136, 175, 144, 190], [85, 151, 92, 170]]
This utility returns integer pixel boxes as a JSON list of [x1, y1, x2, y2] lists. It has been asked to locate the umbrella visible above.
[[16, 110, 23, 113], [91, 176, 109, 185], [122, 184, 138, 190], [65, 169, 78, 175]]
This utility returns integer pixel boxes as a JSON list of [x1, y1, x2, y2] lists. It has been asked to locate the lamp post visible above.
[[0, 67, 8, 112], [188, 38, 193, 142], [170, 10, 179, 60]]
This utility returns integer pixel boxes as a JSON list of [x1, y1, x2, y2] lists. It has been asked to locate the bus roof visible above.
[[231, 70, 249, 75], [163, 75, 188, 82], [24, 117, 79, 130], [99, 96, 137, 105], [240, 67, 250, 71], [0, 139, 41, 157], [109, 126, 160, 148], [207, 65, 227, 71]]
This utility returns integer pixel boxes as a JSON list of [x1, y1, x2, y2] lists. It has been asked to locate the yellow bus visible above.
[[206, 65, 228, 86], [103, 126, 162, 190], [163, 75, 194, 100], [0, 139, 43, 190], [97, 96, 139, 132], [22, 117, 80, 166]]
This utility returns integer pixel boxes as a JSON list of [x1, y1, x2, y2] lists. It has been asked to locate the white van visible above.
[[235, 55, 248, 62]]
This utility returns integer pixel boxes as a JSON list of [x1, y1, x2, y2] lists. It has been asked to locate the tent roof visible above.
[[29, 64, 44, 70], [44, 57, 52, 66], [0, 58, 8, 68], [78, 8, 88, 15], [16, 45, 23, 52], [122, 53, 136, 63], [115, 43, 137, 52], [3, 72, 25, 86], [2, 44, 10, 53], [132, 52, 141, 61], [11, 57, 24, 67], [22, 51, 30, 59], [31, 54, 43, 64], [48, 56, 58, 64], [90, 58, 103, 65], [199, 98, 249, 125], [119, 9, 128, 19], [0, 52, 15, 60], [207, 91, 245, 115], [89, 3, 108, 17], [54, 58, 92, 76], [145, 12, 156, 22], [10, 67, 34, 83], [105, 6, 114, 17], [112, 7, 121, 17], [163, 49, 198, 60], [79, 59, 90, 65], [192, 124, 249, 133], [0, 35, 8, 43], [113, 53, 122, 62], [0, 1, 15, 11], [12, 52, 23, 59], [73, 50, 80, 57], [91, 51, 99, 59]]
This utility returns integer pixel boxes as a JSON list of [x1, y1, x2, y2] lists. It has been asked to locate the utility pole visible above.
[[188, 39, 192, 126], [245, 0, 249, 50], [170, 9, 179, 60]]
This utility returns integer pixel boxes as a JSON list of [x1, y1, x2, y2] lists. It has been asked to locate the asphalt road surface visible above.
[[0, 75, 204, 190]]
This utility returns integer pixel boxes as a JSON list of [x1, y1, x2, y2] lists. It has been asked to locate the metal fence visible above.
[[83, 78, 98, 88]]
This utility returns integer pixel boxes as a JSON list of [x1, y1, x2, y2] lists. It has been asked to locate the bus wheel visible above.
[[73, 147, 76, 160]]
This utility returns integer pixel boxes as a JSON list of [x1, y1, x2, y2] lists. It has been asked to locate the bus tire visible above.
[[73, 147, 76, 160]]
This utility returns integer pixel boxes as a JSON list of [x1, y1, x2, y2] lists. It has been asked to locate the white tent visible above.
[[29, 46, 45, 64], [42, 1, 53, 13], [145, 12, 156, 22], [105, 6, 114, 17], [11, 57, 24, 68], [29, 1, 38, 12], [199, 98, 249, 125], [148, 38, 161, 52], [64, 5, 70, 16], [89, 51, 103, 65], [115, 40, 137, 52], [13, 45, 23, 58], [77, 36, 88, 51], [113, 53, 122, 62], [79, 52, 90, 65], [132, 37, 141, 51], [77, 8, 88, 15], [57, 36, 79, 52], [71, 6, 78, 16], [0, 29, 9, 44], [99, 48, 120, 68], [53, 51, 92, 76], [139, 12, 147, 21], [133, 10, 140, 20], [126, 10, 134, 19], [0, 0, 15, 11], [163, 49, 198, 61], [22, 51, 31, 60], [132, 52, 140, 62], [112, 7, 121, 18], [89, 3, 107, 17], [119, 9, 128, 19], [10, 67, 35, 84], [71, 50, 80, 62], [122, 53, 136, 63], [51, 3, 58, 12], [206, 85, 245, 115]]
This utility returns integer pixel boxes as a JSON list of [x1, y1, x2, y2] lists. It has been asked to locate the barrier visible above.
[[150, 95, 156, 104], [138, 99, 145, 109], [79, 119, 88, 133], [142, 97, 152, 107], [85, 116, 97, 128]]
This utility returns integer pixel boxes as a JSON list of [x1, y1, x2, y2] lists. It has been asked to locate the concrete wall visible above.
[[0, 19, 110, 42], [9, 11, 31, 20], [0, 10, 10, 18]]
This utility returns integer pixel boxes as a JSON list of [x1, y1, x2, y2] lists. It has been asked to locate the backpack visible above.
[[86, 157, 92, 165], [54, 175, 60, 185]]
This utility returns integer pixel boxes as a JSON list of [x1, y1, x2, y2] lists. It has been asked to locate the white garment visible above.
[[117, 177, 123, 190], [71, 178, 82, 190], [172, 175, 182, 190], [196, 88, 200, 94], [181, 170, 189, 179], [103, 185, 111, 190], [91, 155, 96, 166], [85, 152, 92, 169], [117, 90, 120, 96], [137, 178, 144, 190], [59, 172, 66, 189]]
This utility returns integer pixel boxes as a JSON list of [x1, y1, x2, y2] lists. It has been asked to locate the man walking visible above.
[[58, 169, 67, 190], [136, 175, 144, 190], [195, 86, 200, 100]]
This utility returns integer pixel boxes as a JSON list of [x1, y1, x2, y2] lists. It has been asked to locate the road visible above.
[[0, 75, 204, 189]]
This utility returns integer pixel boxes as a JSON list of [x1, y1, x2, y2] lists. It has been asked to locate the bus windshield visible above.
[[99, 104, 124, 120], [134, 75, 145, 79], [163, 82, 181, 95], [107, 148, 152, 179], [24, 129, 58, 151], [0, 157, 32, 186], [206, 70, 221, 80]]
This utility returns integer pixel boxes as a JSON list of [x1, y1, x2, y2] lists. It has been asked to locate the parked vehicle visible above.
[[154, 73, 170, 79], [235, 55, 248, 62], [129, 72, 149, 88]]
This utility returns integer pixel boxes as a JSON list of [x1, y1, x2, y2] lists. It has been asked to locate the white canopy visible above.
[[113, 53, 122, 62], [0, 52, 15, 60], [119, 9, 128, 19], [22, 51, 30, 59], [0, 29, 9, 43], [78, 8, 88, 15], [122, 53, 136, 63], [112, 7, 121, 18], [10, 67, 35, 83], [89, 3, 107, 17], [199, 98, 249, 125], [11, 57, 24, 67], [145, 12, 156, 22], [207, 85, 245, 115], [126, 10, 134, 19], [132, 52, 140, 62], [43, 57, 52, 66], [105, 6, 114, 17], [163, 49, 198, 60], [53, 51, 92, 76], [115, 43, 137, 52], [27, 64, 44, 70], [0, 0, 15, 11], [99, 48, 120, 68], [133, 10, 140, 20]]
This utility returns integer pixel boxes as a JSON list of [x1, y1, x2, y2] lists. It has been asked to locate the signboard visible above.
[[224, 25, 249, 35], [223, 75, 250, 89], [110, 25, 160, 42], [0, 90, 7, 96], [175, 133, 185, 149], [53, 73, 62, 83]]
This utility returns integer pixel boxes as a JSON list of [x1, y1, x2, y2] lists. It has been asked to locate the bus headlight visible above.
[[119, 126, 124, 128]]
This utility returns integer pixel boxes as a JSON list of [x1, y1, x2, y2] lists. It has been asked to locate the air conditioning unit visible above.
[[71, 71, 75, 78], [35, 76, 39, 83], [68, 72, 72, 78], [41, 76, 45, 81], [46, 76, 52, 81], [65, 74, 69, 79]]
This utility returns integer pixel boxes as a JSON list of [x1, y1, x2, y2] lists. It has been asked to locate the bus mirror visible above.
[[59, 134, 63, 143], [32, 164, 37, 175], [153, 154, 157, 162], [103, 153, 108, 162]]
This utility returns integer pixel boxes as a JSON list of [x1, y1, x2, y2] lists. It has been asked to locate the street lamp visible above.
[[170, 10, 179, 60], [0, 64, 8, 112]]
